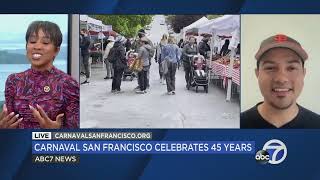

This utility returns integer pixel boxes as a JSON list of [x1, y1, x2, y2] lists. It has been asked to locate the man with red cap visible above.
[[241, 34, 320, 128]]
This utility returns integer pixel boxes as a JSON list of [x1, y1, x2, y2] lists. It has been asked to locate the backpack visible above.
[[147, 45, 155, 59], [145, 39, 155, 59]]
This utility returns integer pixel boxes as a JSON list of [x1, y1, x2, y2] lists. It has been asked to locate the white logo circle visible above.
[[262, 139, 287, 165]]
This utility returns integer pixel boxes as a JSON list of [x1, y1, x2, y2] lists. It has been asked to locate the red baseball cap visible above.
[[255, 34, 308, 61]]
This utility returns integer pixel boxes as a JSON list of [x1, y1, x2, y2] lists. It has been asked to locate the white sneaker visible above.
[[167, 91, 173, 95], [135, 90, 145, 94], [160, 79, 163, 83]]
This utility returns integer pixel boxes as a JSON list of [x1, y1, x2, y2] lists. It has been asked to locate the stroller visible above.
[[190, 54, 209, 93], [123, 50, 137, 81]]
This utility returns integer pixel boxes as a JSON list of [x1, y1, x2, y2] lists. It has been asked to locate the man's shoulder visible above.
[[240, 105, 261, 128], [241, 105, 258, 119], [298, 105, 320, 128]]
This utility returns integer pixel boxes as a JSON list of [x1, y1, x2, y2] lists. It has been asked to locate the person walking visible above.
[[136, 37, 152, 94], [132, 30, 148, 90], [108, 36, 127, 93], [198, 37, 211, 59], [133, 29, 154, 90], [161, 36, 181, 95], [80, 29, 91, 84], [102, 36, 115, 80], [182, 36, 198, 89], [155, 34, 168, 84]]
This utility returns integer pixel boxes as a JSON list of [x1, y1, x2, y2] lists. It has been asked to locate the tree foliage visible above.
[[91, 15, 153, 38], [207, 15, 223, 20], [166, 15, 203, 33]]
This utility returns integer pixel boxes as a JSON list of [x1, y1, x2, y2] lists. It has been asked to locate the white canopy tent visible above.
[[182, 16, 209, 40], [198, 15, 239, 36], [102, 24, 112, 31], [80, 14, 88, 22], [80, 15, 103, 32], [80, 15, 106, 68], [196, 15, 240, 101]]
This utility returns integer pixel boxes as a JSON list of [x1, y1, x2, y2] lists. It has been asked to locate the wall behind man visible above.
[[71, 14, 80, 83], [241, 15, 320, 114]]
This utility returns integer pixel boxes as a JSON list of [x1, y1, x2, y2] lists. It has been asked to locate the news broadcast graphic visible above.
[[31, 131, 153, 163], [32, 141, 254, 154], [32, 155, 80, 164], [31, 132, 254, 164], [255, 139, 287, 165], [32, 131, 152, 140], [3, 129, 320, 179]]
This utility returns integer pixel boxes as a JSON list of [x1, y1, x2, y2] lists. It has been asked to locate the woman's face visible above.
[[26, 29, 60, 71]]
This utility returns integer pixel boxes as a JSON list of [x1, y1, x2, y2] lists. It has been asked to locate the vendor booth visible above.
[[80, 15, 119, 68], [196, 15, 240, 101]]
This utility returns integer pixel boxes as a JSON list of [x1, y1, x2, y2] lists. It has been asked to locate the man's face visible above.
[[190, 38, 196, 44], [255, 47, 306, 110], [138, 33, 144, 38], [80, 30, 86, 36], [27, 29, 60, 70]]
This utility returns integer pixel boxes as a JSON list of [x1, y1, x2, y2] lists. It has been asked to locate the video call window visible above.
[[0, 14, 69, 103]]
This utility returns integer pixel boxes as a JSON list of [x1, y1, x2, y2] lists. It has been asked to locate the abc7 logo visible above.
[[255, 139, 287, 165]]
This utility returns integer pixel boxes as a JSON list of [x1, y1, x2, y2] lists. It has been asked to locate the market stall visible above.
[[80, 15, 121, 68], [80, 15, 103, 49], [211, 57, 240, 87], [196, 15, 240, 101]]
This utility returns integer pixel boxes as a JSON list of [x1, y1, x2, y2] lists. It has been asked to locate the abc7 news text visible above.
[[32, 155, 80, 164]]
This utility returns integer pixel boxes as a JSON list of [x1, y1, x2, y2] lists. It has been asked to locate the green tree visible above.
[[207, 15, 223, 20], [91, 15, 153, 38]]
